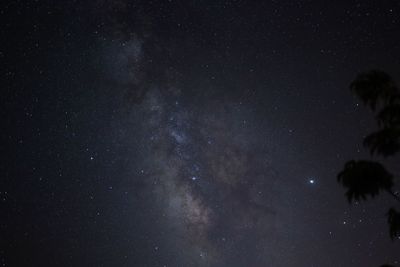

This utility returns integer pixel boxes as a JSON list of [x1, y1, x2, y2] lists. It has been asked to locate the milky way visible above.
[[4, 1, 400, 266], [117, 79, 284, 266], [97, 13, 290, 263]]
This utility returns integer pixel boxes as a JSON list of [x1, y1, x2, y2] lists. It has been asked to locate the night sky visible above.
[[3, 1, 400, 266]]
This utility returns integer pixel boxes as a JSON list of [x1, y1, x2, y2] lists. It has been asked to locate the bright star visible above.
[[309, 179, 315, 184]]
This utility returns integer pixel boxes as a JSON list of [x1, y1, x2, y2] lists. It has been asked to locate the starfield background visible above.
[[2, 1, 400, 266]]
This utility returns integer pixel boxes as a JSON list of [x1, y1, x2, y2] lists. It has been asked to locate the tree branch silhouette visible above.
[[387, 189, 400, 203], [338, 70, 400, 266]]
